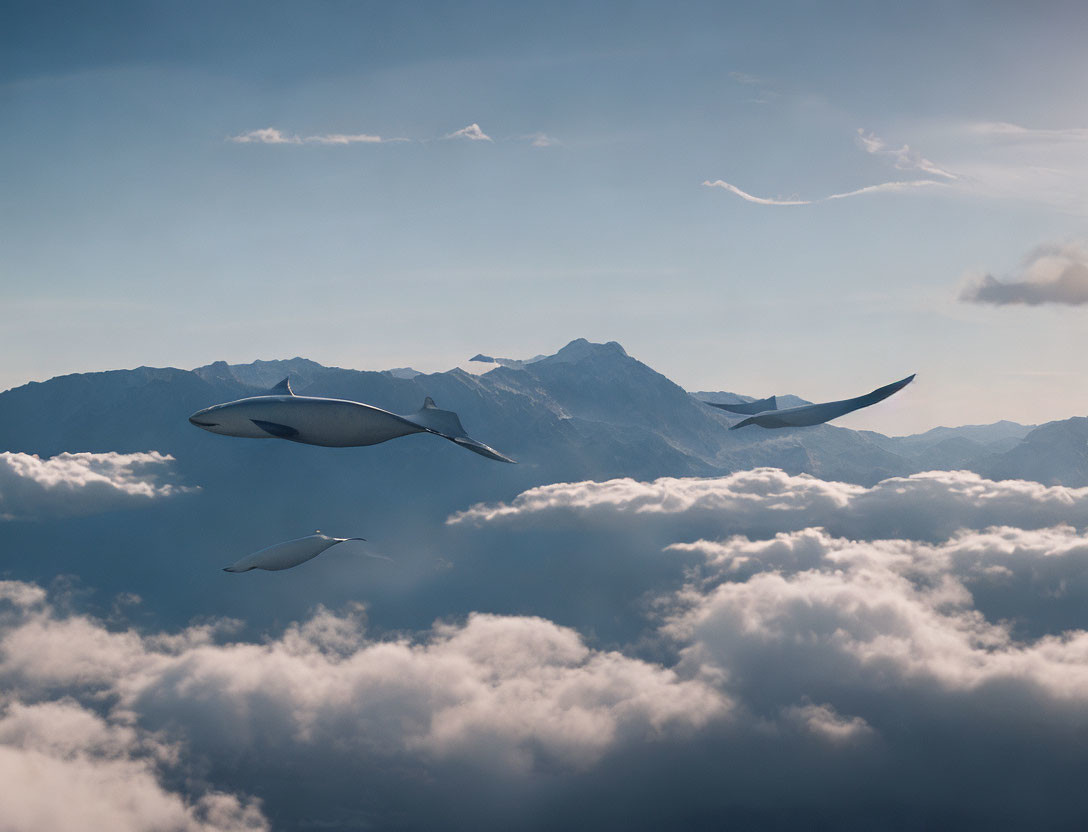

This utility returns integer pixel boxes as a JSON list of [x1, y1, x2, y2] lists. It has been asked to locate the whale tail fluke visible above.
[[451, 435, 517, 463], [404, 398, 516, 463]]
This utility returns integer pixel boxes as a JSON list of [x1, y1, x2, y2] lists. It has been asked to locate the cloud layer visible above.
[[9, 467, 1088, 827], [0, 451, 189, 520], [0, 585, 724, 828], [449, 466, 1088, 541]]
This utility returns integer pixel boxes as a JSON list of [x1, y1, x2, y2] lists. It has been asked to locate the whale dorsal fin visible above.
[[270, 378, 293, 396], [422, 396, 437, 409]]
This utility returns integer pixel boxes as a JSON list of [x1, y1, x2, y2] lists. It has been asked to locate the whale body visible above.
[[224, 532, 366, 572], [189, 378, 514, 463], [729, 375, 915, 430]]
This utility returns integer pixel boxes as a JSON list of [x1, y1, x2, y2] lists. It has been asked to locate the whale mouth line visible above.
[[189, 419, 219, 427]]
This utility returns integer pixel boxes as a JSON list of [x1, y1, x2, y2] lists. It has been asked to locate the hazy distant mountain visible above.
[[385, 367, 422, 379], [982, 416, 1088, 486], [856, 420, 1036, 471], [194, 357, 341, 391]]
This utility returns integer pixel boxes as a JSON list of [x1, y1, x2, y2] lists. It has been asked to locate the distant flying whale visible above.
[[189, 379, 515, 462], [223, 532, 370, 572], [712, 374, 915, 429]]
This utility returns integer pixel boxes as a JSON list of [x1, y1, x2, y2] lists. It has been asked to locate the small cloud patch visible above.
[[960, 242, 1088, 306], [444, 123, 492, 142]]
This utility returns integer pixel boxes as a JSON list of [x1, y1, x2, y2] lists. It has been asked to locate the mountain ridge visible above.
[[2, 338, 1086, 638], [1, 339, 1084, 487]]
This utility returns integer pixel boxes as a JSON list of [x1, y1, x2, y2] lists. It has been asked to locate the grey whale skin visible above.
[[189, 378, 515, 463], [705, 395, 777, 415], [729, 375, 915, 430], [224, 533, 365, 572]]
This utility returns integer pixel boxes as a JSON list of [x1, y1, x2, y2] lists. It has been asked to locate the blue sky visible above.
[[4, 0, 1088, 433]]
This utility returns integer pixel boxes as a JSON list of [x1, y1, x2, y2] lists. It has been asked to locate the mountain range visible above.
[[1, 338, 1084, 637]]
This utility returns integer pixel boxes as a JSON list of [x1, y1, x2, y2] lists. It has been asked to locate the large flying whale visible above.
[[714, 374, 915, 429], [224, 532, 369, 572], [189, 378, 515, 462]]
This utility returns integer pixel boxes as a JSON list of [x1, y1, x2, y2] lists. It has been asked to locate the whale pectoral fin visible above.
[[250, 419, 300, 438]]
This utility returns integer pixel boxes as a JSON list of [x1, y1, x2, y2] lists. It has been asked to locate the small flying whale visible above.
[[189, 378, 515, 463], [712, 374, 915, 429], [223, 532, 371, 573]]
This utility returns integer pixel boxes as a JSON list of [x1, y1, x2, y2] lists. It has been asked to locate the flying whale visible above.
[[714, 374, 915, 429], [223, 532, 371, 573], [189, 378, 515, 462]]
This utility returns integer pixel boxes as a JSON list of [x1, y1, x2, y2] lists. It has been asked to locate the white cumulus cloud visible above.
[[449, 467, 1088, 542], [0, 698, 267, 832], [0, 451, 191, 520], [0, 593, 726, 777]]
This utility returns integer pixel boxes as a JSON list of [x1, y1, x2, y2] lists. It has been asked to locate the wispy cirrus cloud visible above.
[[729, 71, 779, 104], [525, 132, 560, 148], [443, 123, 492, 142], [228, 127, 406, 145], [304, 132, 400, 145], [707, 121, 1088, 212], [960, 241, 1088, 306], [702, 178, 944, 206], [228, 127, 302, 144], [704, 126, 952, 206], [229, 122, 563, 149], [855, 129, 958, 180], [969, 122, 1088, 141], [701, 181, 810, 206]]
